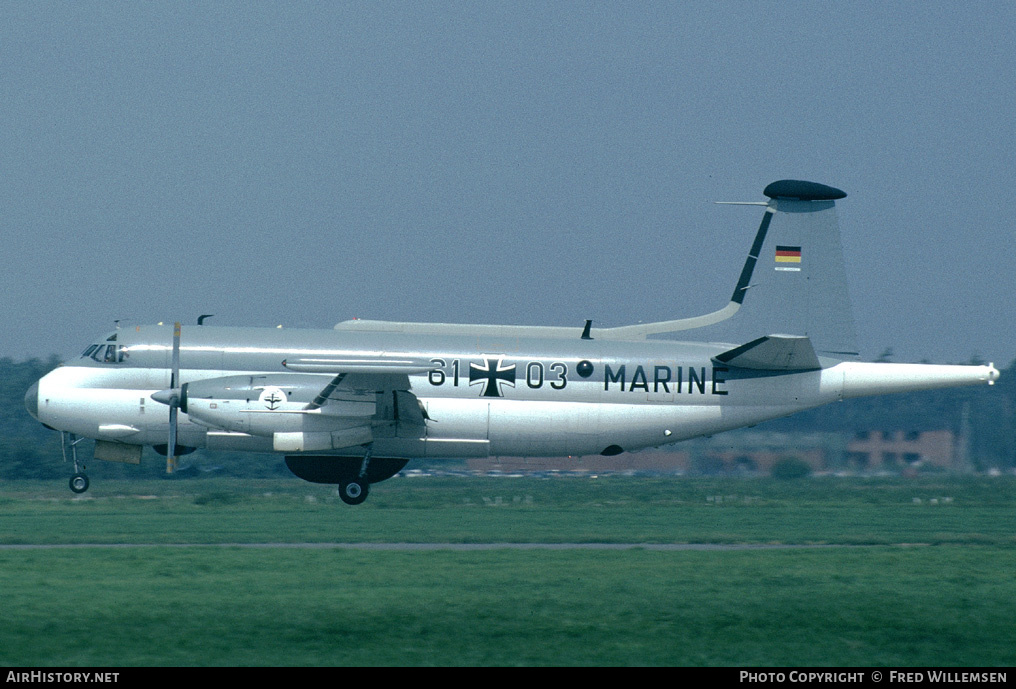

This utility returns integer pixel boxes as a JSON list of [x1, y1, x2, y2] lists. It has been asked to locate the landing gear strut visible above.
[[63, 432, 89, 494], [338, 445, 373, 506]]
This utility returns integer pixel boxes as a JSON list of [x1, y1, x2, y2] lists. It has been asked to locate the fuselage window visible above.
[[82, 345, 99, 359]]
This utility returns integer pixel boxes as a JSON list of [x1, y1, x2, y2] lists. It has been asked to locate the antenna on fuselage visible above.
[[198, 315, 213, 325]]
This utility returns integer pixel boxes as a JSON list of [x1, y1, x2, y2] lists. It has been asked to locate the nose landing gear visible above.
[[63, 432, 89, 494], [70, 472, 89, 494]]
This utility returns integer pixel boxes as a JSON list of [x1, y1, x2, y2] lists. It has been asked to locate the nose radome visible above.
[[25, 382, 39, 421]]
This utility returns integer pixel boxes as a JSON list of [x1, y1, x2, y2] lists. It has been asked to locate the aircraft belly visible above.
[[37, 381, 143, 440], [417, 398, 490, 457], [422, 398, 489, 439], [35, 375, 205, 448], [204, 431, 272, 452], [484, 399, 827, 456], [246, 409, 373, 437], [486, 400, 602, 456]]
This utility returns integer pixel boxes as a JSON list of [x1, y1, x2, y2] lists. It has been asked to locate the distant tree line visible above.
[[1, 355, 1013, 481]]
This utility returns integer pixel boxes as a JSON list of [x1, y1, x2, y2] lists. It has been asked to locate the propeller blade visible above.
[[167, 405, 178, 474], [167, 322, 181, 474], [170, 322, 181, 388]]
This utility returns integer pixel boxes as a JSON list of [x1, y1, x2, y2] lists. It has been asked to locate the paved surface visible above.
[[0, 542, 866, 550]]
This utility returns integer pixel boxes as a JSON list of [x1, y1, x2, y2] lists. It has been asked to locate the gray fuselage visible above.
[[30, 323, 850, 460]]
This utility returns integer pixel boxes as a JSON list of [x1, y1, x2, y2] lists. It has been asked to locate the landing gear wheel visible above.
[[69, 473, 89, 494], [339, 480, 369, 506]]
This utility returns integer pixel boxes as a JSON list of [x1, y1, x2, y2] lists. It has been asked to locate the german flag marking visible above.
[[775, 245, 802, 263]]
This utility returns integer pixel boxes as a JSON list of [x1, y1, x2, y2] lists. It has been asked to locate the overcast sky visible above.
[[3, 2, 1013, 365]]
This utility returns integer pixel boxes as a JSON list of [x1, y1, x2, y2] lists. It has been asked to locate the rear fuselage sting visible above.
[[30, 324, 847, 459]]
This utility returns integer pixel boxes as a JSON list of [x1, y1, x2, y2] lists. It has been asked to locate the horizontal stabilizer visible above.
[[713, 335, 822, 371]]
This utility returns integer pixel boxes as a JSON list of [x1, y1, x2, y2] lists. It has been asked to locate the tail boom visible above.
[[829, 361, 999, 399]]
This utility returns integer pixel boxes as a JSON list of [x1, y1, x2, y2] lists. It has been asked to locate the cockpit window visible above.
[[80, 334, 128, 364], [92, 344, 127, 363]]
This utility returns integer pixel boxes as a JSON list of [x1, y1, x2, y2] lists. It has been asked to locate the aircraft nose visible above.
[[25, 381, 39, 421]]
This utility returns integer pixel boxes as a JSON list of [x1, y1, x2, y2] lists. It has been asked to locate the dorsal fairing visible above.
[[332, 181, 857, 355]]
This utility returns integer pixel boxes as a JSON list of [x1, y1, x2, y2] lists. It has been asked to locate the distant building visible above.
[[467, 451, 691, 474], [845, 430, 956, 470]]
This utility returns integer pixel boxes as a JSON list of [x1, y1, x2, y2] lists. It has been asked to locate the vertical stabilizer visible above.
[[598, 180, 859, 358], [758, 181, 857, 358], [718, 180, 858, 359]]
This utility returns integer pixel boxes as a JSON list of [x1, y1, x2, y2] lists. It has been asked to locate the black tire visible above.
[[69, 473, 89, 494], [339, 480, 369, 506]]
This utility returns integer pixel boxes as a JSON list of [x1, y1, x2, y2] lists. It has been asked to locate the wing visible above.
[[178, 355, 434, 452], [282, 356, 431, 425]]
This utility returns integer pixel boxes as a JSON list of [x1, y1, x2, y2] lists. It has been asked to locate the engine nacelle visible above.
[[179, 374, 375, 438]]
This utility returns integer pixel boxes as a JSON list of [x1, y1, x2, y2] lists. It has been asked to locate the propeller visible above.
[[150, 322, 182, 474], [167, 322, 181, 473]]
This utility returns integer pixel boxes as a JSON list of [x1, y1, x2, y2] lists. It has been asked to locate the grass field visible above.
[[2, 474, 1014, 666]]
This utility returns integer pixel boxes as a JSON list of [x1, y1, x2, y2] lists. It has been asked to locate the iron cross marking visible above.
[[469, 358, 516, 397]]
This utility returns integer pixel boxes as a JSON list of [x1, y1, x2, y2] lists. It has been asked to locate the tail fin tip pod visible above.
[[763, 180, 847, 201]]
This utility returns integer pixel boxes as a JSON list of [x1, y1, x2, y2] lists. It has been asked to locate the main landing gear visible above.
[[338, 479, 369, 506], [338, 446, 373, 506], [63, 432, 89, 494], [284, 447, 409, 506]]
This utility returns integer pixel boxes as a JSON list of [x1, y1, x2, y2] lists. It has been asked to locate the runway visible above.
[[0, 542, 866, 550]]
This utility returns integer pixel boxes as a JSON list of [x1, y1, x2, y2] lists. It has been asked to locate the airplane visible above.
[[25, 180, 999, 504]]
